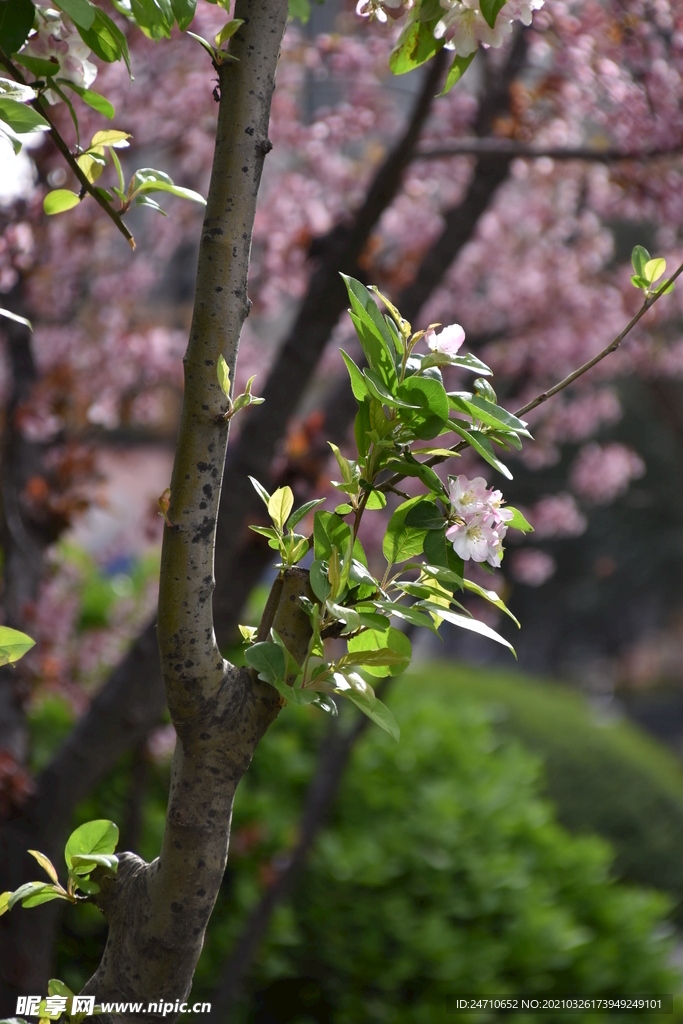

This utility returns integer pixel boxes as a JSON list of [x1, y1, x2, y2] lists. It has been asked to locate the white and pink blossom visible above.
[[425, 322, 466, 356], [21, 7, 97, 104], [446, 474, 510, 566]]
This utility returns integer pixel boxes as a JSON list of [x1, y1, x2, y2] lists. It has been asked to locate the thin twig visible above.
[[0, 50, 136, 249], [379, 258, 683, 491], [415, 140, 683, 164], [514, 258, 683, 417]]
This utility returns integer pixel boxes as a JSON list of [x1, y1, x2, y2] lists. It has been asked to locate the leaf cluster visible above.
[[243, 278, 534, 738], [0, 819, 119, 919]]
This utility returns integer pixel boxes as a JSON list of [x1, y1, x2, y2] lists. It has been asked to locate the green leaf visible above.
[[76, 8, 130, 72], [217, 353, 231, 398], [397, 376, 450, 439], [310, 559, 331, 602], [70, 853, 118, 873], [215, 17, 243, 47], [170, 0, 196, 30], [505, 506, 534, 532], [249, 476, 271, 508], [0, 78, 35, 102], [346, 690, 400, 742], [448, 421, 512, 480], [420, 351, 492, 376], [19, 886, 68, 908], [463, 579, 520, 627], [47, 980, 74, 999], [479, 0, 506, 27], [631, 245, 650, 278], [439, 51, 477, 95], [91, 129, 131, 148], [0, 307, 32, 331], [340, 349, 369, 402], [0, 98, 50, 135], [449, 392, 531, 438], [11, 53, 60, 80], [404, 498, 444, 530], [54, 0, 96, 29], [60, 81, 115, 119], [0, 0, 35, 56], [389, 16, 443, 75], [268, 486, 293, 531], [135, 179, 206, 205], [245, 641, 286, 685], [288, 0, 310, 22], [64, 820, 119, 873], [419, 601, 516, 655], [385, 453, 447, 497], [346, 626, 411, 678], [383, 497, 429, 565], [644, 257, 666, 284], [287, 497, 325, 531], [134, 195, 167, 215], [43, 190, 80, 215], [0, 891, 11, 917], [0, 626, 35, 665], [8, 881, 49, 910], [342, 276, 397, 386], [70, 873, 99, 894], [313, 511, 350, 561], [363, 368, 417, 410], [27, 850, 60, 885], [365, 490, 386, 510], [269, 674, 319, 706], [131, 0, 173, 39], [423, 526, 460, 569]]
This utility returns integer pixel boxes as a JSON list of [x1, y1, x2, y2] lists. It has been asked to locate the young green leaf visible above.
[[16, 885, 68, 909], [27, 850, 60, 886], [346, 625, 411, 678], [60, 81, 115, 119], [383, 497, 429, 565], [215, 17, 243, 47], [217, 354, 231, 398], [449, 421, 513, 480], [340, 349, 370, 402], [170, 0, 197, 30], [268, 486, 294, 531], [0, 308, 32, 331], [0, 78, 35, 103], [397, 376, 450, 440], [439, 51, 476, 95], [77, 7, 130, 71], [479, 0, 506, 27], [0, 626, 35, 666], [419, 601, 516, 655], [287, 497, 326, 531], [244, 641, 286, 685], [310, 559, 332, 602], [44, 190, 81, 216], [249, 476, 271, 508], [505, 506, 534, 532], [389, 16, 443, 75], [0, 891, 11, 917], [64, 820, 119, 873], [644, 257, 666, 285], [8, 882, 49, 911], [463, 579, 520, 627], [631, 245, 650, 279], [346, 690, 400, 742], [404, 497, 444, 530], [54, 0, 96, 30], [0, 99, 50, 135]]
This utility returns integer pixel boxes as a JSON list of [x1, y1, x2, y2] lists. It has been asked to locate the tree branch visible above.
[[414, 140, 683, 163], [0, 50, 136, 249]]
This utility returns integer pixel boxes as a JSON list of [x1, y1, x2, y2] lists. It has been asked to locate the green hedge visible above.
[[415, 664, 683, 917], [192, 670, 681, 1022]]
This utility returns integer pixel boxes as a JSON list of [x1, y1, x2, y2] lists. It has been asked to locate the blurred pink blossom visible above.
[[510, 549, 556, 587], [570, 442, 645, 505]]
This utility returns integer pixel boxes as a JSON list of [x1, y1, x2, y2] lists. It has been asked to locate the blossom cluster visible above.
[[21, 4, 97, 105], [357, 0, 545, 59], [446, 475, 512, 567]]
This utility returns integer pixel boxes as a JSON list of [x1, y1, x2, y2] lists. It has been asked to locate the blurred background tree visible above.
[[2, 0, 683, 1016]]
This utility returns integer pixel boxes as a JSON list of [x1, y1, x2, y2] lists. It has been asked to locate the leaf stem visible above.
[[0, 49, 136, 250]]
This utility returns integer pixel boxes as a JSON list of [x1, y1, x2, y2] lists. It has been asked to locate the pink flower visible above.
[[425, 322, 466, 356], [449, 474, 490, 516], [446, 513, 506, 566]]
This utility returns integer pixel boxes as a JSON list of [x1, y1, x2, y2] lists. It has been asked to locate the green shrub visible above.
[[192, 674, 680, 1022], [414, 664, 683, 918]]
